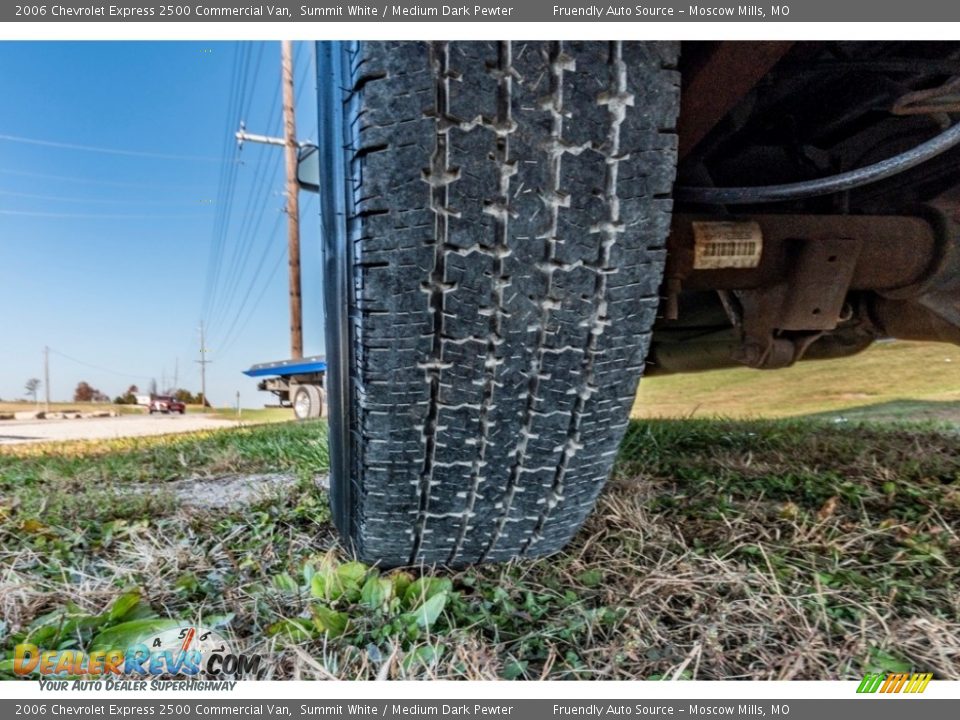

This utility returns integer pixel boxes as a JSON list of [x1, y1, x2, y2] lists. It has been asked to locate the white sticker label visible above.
[[692, 221, 763, 269]]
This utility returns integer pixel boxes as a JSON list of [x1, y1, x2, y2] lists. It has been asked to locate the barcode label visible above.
[[702, 240, 758, 257], [692, 221, 763, 269]]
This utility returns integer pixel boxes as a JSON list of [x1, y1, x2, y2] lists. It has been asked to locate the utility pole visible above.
[[235, 40, 303, 360], [196, 321, 212, 408], [43, 346, 50, 413], [173, 358, 179, 393], [282, 40, 303, 359]]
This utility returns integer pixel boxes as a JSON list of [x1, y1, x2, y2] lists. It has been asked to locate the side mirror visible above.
[[297, 144, 320, 193]]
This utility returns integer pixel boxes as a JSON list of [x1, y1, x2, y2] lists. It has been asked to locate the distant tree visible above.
[[24, 378, 41, 403], [74, 381, 99, 402], [112, 383, 140, 405], [149, 379, 158, 397], [173, 388, 197, 404]]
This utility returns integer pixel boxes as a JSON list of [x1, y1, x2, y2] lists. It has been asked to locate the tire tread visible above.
[[333, 41, 680, 566]]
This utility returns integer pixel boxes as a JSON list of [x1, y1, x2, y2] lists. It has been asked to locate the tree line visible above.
[[18, 378, 206, 406]]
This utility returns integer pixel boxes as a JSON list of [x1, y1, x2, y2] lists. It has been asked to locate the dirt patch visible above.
[[146, 472, 330, 510]]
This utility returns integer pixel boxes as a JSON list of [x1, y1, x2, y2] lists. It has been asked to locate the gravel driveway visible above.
[[0, 414, 241, 445]]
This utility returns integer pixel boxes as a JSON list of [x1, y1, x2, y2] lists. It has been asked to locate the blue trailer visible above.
[[243, 356, 326, 420]]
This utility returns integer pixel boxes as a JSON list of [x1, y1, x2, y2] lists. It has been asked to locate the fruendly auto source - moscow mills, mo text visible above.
[[552, 4, 788, 17]]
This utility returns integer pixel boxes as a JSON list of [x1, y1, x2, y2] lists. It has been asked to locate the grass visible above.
[[634, 340, 960, 422], [0, 417, 956, 680], [207, 407, 294, 423]]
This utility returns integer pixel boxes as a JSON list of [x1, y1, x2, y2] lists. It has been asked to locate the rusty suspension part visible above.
[[650, 212, 960, 373], [665, 214, 940, 296]]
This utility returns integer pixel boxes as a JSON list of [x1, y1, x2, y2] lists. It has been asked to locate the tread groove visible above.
[[447, 41, 516, 565], [481, 41, 572, 562], [522, 41, 630, 555], [331, 41, 680, 567], [409, 41, 454, 565]]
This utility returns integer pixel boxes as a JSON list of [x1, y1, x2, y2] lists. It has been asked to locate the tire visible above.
[[293, 384, 324, 421], [319, 41, 679, 566]]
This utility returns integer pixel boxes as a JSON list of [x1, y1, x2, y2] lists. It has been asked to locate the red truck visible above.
[[148, 396, 186, 415]]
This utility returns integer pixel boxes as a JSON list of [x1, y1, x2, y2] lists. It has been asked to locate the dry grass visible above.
[[0, 419, 957, 680], [207, 407, 294, 423], [560, 481, 959, 680], [634, 340, 960, 421], [0, 401, 142, 417], [0, 429, 225, 459]]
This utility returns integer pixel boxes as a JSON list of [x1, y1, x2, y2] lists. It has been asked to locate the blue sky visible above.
[[0, 41, 323, 407]]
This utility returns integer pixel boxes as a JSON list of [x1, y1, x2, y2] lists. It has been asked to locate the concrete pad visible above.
[[13, 411, 44, 420], [0, 414, 243, 445]]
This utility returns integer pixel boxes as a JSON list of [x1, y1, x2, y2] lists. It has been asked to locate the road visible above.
[[0, 414, 241, 445]]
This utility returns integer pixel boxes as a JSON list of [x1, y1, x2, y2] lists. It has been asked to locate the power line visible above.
[[235, 42, 257, 125], [216, 235, 288, 356], [0, 166, 211, 192], [208, 119, 282, 327], [216, 191, 317, 356], [0, 132, 224, 162], [225, 41, 305, 360], [202, 41, 314, 357], [294, 41, 312, 107], [47, 348, 151, 381], [202, 41, 268, 326], [240, 41, 267, 125], [211, 210, 285, 351], [0, 209, 210, 220], [206, 43, 284, 336], [207, 141, 283, 334], [202, 41, 249, 322], [0, 189, 210, 207]]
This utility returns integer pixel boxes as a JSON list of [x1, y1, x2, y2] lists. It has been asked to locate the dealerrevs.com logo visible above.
[[14, 625, 261, 683], [857, 672, 934, 694]]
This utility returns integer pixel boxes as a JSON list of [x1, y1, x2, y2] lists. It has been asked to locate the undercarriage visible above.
[[655, 41, 960, 373]]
